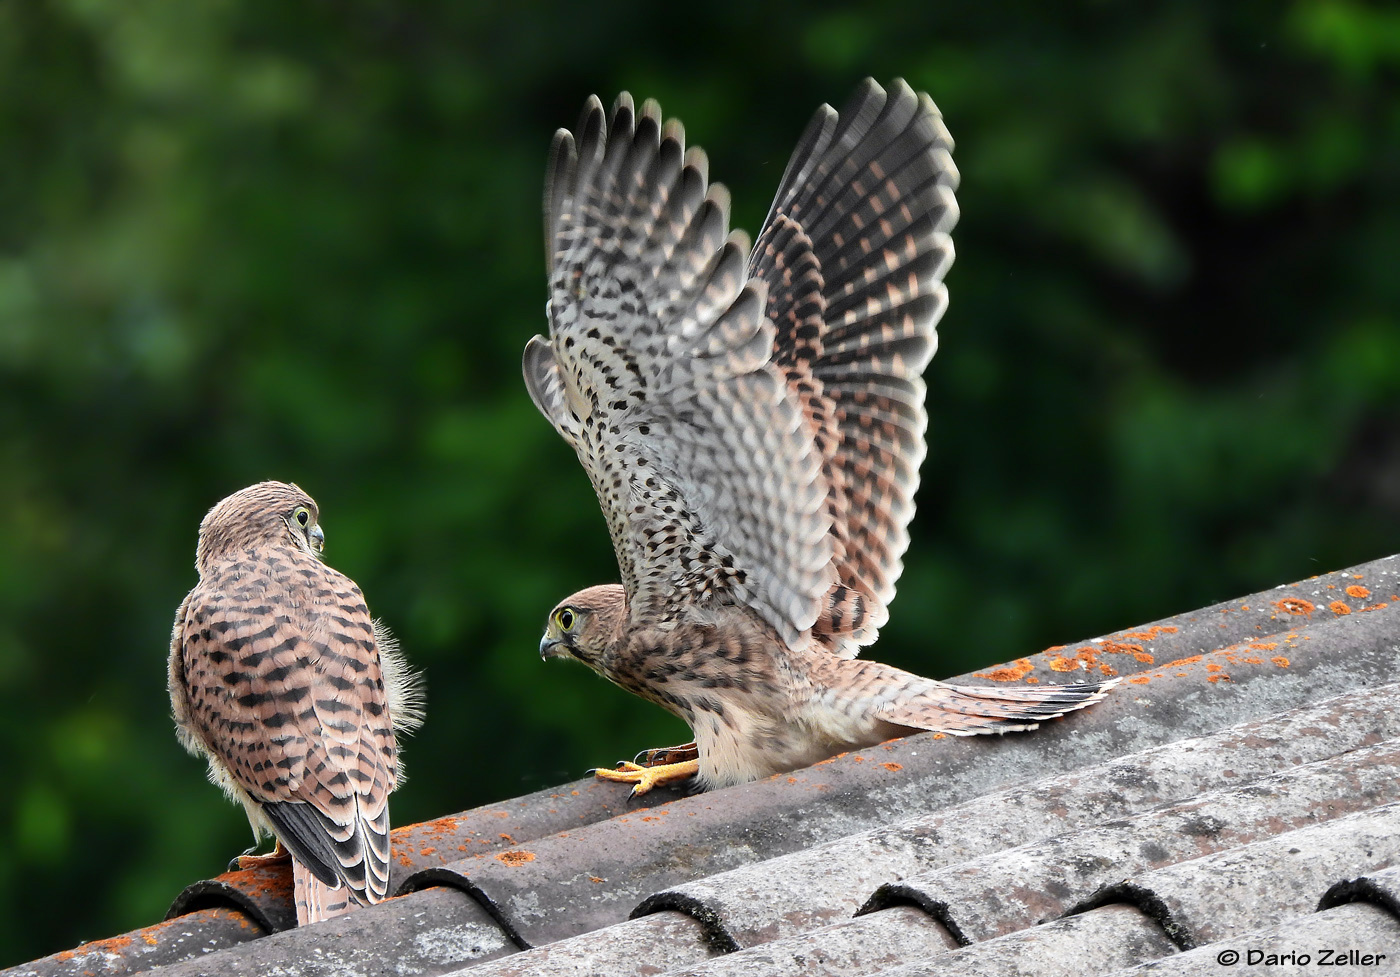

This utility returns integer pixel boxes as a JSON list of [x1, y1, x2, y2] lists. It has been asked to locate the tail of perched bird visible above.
[[264, 791, 394, 925], [294, 862, 355, 923], [813, 655, 1116, 738]]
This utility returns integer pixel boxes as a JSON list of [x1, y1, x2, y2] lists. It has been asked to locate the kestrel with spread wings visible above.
[[524, 79, 1113, 795], [169, 481, 423, 923]]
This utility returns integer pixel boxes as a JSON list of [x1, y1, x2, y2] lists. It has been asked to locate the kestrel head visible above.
[[196, 480, 325, 569], [539, 584, 627, 668]]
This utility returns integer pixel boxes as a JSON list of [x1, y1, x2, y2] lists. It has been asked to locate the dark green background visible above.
[[3, 0, 1398, 965]]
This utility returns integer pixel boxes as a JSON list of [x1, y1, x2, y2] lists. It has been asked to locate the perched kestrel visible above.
[[169, 481, 423, 924], [523, 78, 1115, 795]]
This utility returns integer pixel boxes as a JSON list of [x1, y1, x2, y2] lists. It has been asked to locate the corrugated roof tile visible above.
[[658, 906, 959, 977], [433, 911, 723, 977], [140, 885, 513, 977], [870, 904, 1180, 977], [1101, 902, 1400, 975], [1069, 804, 1400, 948], [163, 777, 689, 939], [628, 682, 1400, 950], [863, 736, 1400, 942], [4, 909, 266, 977]]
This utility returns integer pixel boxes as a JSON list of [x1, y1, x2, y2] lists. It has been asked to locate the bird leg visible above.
[[231, 839, 291, 872], [633, 741, 699, 767], [594, 758, 700, 797]]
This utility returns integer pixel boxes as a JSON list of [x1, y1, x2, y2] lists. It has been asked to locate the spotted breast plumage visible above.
[[524, 79, 1114, 795], [169, 481, 423, 923]]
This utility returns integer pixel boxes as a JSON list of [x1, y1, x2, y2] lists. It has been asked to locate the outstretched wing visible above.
[[751, 78, 959, 657], [525, 94, 834, 643], [174, 560, 397, 907]]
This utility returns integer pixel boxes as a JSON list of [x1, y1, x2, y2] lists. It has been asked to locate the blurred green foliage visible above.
[[2, 0, 1399, 964]]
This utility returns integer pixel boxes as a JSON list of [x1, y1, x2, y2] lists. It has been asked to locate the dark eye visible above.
[[294, 506, 311, 527], [556, 607, 575, 630]]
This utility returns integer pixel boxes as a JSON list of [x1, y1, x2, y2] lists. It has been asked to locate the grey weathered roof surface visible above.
[[8, 555, 1400, 977]]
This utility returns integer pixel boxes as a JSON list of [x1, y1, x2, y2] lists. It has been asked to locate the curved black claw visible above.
[[229, 845, 259, 873], [230, 840, 290, 873]]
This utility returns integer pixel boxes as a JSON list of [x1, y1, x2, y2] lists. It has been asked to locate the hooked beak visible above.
[[539, 634, 568, 661], [309, 524, 326, 552]]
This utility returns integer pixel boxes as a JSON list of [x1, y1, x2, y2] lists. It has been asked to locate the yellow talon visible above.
[[233, 839, 291, 872], [593, 758, 700, 796]]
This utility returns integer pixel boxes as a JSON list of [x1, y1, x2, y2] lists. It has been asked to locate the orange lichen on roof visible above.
[[1207, 663, 1223, 672], [218, 865, 294, 900], [1099, 640, 1144, 657], [394, 814, 462, 842], [933, 733, 947, 739], [1207, 674, 1230, 683], [1162, 655, 1203, 668], [1048, 655, 1079, 672], [61, 934, 134, 960], [975, 657, 1035, 681], [1096, 639, 1152, 665], [1098, 663, 1117, 676], [418, 847, 436, 857], [495, 850, 536, 866], [1026, 676, 1040, 683], [1361, 602, 1390, 612], [590, 875, 605, 883], [1044, 644, 1066, 653], [1274, 598, 1315, 616], [1243, 657, 1263, 665], [1346, 585, 1371, 599], [1129, 676, 1151, 684], [882, 762, 903, 772], [1272, 656, 1290, 667], [1120, 625, 1180, 641], [1249, 642, 1278, 651], [498, 833, 516, 843]]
